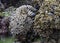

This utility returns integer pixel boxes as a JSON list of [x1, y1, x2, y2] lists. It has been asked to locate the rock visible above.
[[9, 5, 37, 43], [0, 16, 9, 37], [34, 0, 60, 43], [0, 1, 5, 11]]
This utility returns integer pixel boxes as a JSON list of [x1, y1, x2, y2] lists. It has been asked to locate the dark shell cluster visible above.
[[34, 0, 60, 43]]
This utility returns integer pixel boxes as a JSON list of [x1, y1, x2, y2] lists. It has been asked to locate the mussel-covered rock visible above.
[[34, 0, 60, 43]]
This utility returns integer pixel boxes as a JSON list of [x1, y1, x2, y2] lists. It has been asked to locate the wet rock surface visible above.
[[9, 5, 37, 43], [0, 16, 10, 40], [34, 0, 60, 43], [6, 0, 60, 43], [0, 0, 60, 43]]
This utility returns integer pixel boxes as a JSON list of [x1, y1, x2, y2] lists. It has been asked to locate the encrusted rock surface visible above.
[[34, 0, 60, 43], [10, 5, 36, 35], [0, 0, 60, 43], [9, 5, 37, 43]]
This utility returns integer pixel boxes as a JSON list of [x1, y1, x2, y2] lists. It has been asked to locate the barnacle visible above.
[[9, 5, 37, 43]]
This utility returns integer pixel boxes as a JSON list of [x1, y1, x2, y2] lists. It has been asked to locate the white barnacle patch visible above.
[[9, 5, 36, 36]]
